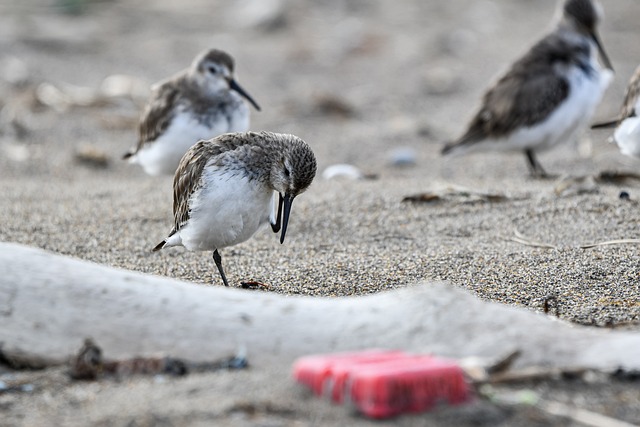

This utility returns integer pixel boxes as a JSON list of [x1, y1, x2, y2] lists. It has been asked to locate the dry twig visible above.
[[508, 229, 558, 249], [580, 239, 640, 249], [537, 400, 637, 427], [69, 338, 248, 381]]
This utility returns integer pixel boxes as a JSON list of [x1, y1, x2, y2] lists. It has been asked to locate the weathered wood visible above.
[[1, 243, 639, 369]]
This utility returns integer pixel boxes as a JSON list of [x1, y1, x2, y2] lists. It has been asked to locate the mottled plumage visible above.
[[123, 49, 260, 176], [153, 131, 317, 287], [442, 0, 613, 177], [592, 65, 640, 157], [135, 84, 182, 147]]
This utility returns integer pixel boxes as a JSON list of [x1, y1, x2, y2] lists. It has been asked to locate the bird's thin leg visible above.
[[212, 249, 229, 287], [525, 149, 548, 179]]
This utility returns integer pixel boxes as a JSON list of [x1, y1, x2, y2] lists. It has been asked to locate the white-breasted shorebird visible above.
[[442, 0, 614, 178], [152, 131, 317, 287], [124, 49, 260, 176]]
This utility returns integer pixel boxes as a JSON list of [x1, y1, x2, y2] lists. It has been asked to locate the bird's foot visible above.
[[528, 171, 558, 181]]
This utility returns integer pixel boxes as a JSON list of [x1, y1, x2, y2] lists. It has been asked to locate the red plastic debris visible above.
[[348, 356, 470, 418], [292, 349, 406, 397], [293, 350, 471, 419]]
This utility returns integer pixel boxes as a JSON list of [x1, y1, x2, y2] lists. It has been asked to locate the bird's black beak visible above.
[[279, 193, 293, 244], [228, 78, 261, 111], [591, 31, 614, 71]]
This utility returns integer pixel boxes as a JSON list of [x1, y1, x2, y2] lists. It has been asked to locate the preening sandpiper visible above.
[[442, 0, 614, 178], [592, 65, 640, 158], [152, 131, 317, 287], [123, 49, 261, 176]]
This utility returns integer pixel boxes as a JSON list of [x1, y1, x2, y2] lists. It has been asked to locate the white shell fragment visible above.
[[322, 163, 364, 180]]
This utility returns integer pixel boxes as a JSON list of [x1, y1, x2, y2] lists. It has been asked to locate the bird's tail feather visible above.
[[441, 130, 481, 156], [152, 240, 166, 252], [441, 141, 458, 155]]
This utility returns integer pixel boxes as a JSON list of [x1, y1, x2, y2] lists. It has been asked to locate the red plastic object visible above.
[[293, 351, 471, 419], [292, 350, 406, 397], [348, 357, 471, 419], [328, 354, 436, 404]]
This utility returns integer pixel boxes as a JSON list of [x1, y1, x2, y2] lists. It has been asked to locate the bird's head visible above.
[[561, 0, 613, 70], [269, 136, 317, 244], [191, 49, 261, 110]]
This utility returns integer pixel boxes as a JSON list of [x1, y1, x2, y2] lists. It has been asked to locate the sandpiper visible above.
[[123, 49, 261, 176], [592, 65, 640, 158], [152, 131, 317, 287], [442, 0, 614, 178]]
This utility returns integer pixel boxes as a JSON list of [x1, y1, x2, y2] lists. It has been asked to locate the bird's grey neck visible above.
[[180, 80, 243, 119], [184, 79, 228, 100], [549, 28, 595, 74]]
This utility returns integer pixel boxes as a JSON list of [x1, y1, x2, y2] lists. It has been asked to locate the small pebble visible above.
[[422, 66, 461, 95], [74, 145, 110, 169], [313, 93, 355, 118], [322, 164, 364, 180], [389, 147, 417, 167], [2, 143, 30, 162]]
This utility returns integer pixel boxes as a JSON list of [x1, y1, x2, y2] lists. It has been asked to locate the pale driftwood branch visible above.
[[1, 243, 640, 371], [485, 366, 590, 384]]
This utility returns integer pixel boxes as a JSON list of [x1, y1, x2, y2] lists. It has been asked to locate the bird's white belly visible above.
[[132, 115, 215, 176], [177, 170, 272, 251], [132, 105, 249, 176], [485, 67, 612, 153], [227, 103, 250, 133], [614, 117, 640, 158]]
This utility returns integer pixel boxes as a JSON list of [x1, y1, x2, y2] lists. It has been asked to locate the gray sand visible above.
[[1, 0, 640, 425]]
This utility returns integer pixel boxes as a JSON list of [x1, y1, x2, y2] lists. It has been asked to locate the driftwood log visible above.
[[1, 242, 639, 370]]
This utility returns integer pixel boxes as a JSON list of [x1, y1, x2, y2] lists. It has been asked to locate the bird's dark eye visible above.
[[207, 66, 217, 74]]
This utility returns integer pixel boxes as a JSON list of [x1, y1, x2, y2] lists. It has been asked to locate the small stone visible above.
[[388, 147, 417, 167], [2, 142, 29, 162], [74, 145, 110, 169], [313, 93, 355, 119], [322, 164, 364, 181], [422, 66, 462, 95]]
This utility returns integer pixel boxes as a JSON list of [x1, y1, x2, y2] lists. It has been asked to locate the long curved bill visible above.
[[591, 31, 613, 71], [279, 193, 293, 244], [229, 78, 261, 111]]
